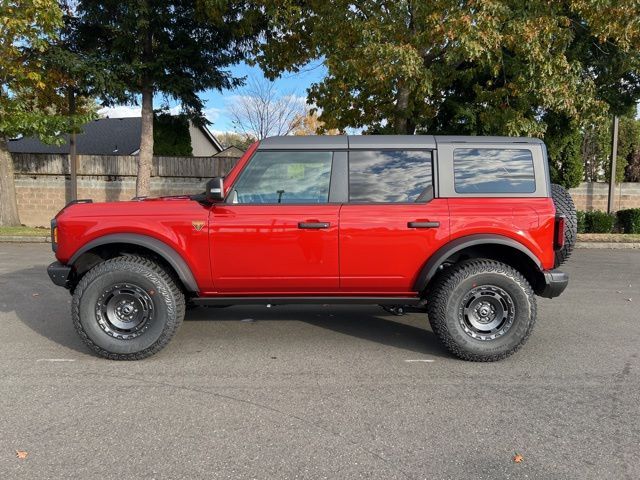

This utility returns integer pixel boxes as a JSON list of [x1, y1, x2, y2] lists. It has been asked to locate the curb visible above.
[[0, 236, 50, 243], [576, 242, 640, 249]]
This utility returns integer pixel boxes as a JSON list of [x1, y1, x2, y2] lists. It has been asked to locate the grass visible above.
[[0, 226, 50, 237], [578, 233, 640, 242]]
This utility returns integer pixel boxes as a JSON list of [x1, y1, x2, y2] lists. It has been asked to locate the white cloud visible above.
[[98, 103, 224, 126], [98, 105, 141, 118], [203, 107, 223, 125]]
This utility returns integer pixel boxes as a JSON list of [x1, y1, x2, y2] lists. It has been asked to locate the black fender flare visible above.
[[69, 233, 199, 293], [413, 234, 543, 292]]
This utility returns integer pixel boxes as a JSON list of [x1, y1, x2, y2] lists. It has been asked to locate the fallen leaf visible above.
[[627, 298, 632, 302], [32, 293, 39, 297], [513, 453, 524, 464], [16, 450, 28, 459]]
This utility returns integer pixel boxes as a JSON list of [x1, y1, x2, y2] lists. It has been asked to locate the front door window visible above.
[[231, 151, 333, 204]]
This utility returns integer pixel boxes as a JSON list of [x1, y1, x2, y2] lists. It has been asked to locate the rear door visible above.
[[339, 149, 450, 294], [210, 149, 341, 294]]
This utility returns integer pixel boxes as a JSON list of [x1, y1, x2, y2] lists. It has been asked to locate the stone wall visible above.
[[11, 153, 238, 227], [568, 183, 640, 212], [11, 154, 640, 228]]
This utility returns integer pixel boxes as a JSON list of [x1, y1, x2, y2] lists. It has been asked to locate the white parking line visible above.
[[36, 359, 76, 362]]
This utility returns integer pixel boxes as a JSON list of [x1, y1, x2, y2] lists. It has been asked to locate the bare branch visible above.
[[228, 76, 307, 140]]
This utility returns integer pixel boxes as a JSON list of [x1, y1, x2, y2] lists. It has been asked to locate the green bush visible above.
[[576, 211, 586, 234], [617, 208, 640, 234], [584, 210, 615, 233]]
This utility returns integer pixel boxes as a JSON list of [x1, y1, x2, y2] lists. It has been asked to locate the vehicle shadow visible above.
[[1, 265, 449, 359], [185, 305, 450, 358]]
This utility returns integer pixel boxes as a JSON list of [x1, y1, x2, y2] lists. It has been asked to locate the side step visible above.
[[191, 296, 424, 306]]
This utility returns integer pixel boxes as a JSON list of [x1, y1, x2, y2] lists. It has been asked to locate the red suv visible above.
[[48, 135, 576, 361]]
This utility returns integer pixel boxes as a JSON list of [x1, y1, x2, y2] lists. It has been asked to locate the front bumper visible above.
[[47, 261, 72, 288], [539, 270, 569, 298]]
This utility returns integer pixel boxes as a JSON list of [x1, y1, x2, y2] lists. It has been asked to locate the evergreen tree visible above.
[[73, 1, 261, 196]]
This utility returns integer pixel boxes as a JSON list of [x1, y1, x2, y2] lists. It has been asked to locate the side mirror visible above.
[[205, 177, 224, 202]]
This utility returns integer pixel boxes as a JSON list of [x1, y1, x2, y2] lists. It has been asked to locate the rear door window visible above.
[[453, 148, 535, 194], [348, 150, 433, 203]]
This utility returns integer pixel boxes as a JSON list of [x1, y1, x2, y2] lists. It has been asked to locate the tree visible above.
[[616, 116, 640, 183], [582, 123, 609, 182], [256, 1, 640, 139], [545, 114, 584, 189], [291, 110, 341, 136], [73, 1, 260, 196], [216, 131, 256, 150], [0, 0, 92, 226], [229, 77, 306, 140], [153, 113, 192, 156]]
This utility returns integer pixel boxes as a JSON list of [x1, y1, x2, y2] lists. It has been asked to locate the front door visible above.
[[210, 149, 340, 294], [339, 149, 450, 294]]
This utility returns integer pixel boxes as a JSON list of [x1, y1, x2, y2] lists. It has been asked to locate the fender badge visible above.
[[192, 221, 205, 231]]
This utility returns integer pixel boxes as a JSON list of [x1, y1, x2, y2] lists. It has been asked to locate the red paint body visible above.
[[55, 142, 557, 296]]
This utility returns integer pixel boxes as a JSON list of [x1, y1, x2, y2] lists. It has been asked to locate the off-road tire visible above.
[[72, 255, 185, 360], [427, 259, 536, 362], [551, 183, 577, 267]]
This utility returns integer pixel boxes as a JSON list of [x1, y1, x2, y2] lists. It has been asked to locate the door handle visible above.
[[407, 221, 440, 229], [298, 222, 330, 229]]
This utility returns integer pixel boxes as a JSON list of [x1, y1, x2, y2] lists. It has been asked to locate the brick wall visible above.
[[569, 183, 640, 212], [15, 175, 207, 227]]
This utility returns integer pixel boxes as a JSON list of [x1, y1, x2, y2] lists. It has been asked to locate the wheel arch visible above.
[[415, 234, 545, 294], [68, 234, 199, 293]]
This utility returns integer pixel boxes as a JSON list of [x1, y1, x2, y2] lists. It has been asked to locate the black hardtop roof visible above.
[[257, 135, 543, 150]]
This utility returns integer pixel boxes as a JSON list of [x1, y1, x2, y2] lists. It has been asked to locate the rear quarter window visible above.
[[453, 148, 535, 194]]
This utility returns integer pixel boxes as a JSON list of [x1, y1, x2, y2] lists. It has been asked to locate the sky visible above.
[[98, 61, 327, 134]]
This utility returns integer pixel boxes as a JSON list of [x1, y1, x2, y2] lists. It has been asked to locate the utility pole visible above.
[[607, 116, 619, 214]]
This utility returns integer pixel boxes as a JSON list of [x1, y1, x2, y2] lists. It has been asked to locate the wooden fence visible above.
[[12, 153, 237, 178]]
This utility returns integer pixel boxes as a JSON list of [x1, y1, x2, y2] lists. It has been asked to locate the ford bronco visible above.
[[47, 135, 576, 361]]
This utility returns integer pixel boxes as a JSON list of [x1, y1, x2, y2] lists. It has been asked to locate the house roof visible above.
[[8, 117, 223, 156], [9, 118, 142, 155]]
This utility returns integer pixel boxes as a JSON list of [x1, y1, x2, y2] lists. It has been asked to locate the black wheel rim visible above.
[[458, 285, 515, 341], [95, 283, 154, 339]]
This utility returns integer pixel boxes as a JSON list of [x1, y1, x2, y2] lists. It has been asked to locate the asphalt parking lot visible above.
[[0, 244, 638, 480]]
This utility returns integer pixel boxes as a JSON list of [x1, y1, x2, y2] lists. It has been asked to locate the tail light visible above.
[[554, 215, 566, 250], [51, 219, 58, 252]]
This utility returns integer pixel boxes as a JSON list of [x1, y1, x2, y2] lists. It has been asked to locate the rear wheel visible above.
[[72, 255, 185, 360], [551, 183, 577, 267], [427, 259, 536, 361]]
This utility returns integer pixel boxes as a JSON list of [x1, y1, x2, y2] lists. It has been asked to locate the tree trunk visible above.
[[0, 138, 21, 226], [394, 84, 414, 135], [68, 88, 78, 201], [136, 85, 153, 197]]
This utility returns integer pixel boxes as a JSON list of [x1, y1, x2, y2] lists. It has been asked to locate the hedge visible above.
[[576, 210, 586, 234], [584, 211, 616, 233], [617, 208, 640, 234]]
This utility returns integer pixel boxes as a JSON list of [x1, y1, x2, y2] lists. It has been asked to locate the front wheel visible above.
[[72, 255, 185, 360], [427, 259, 536, 361]]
